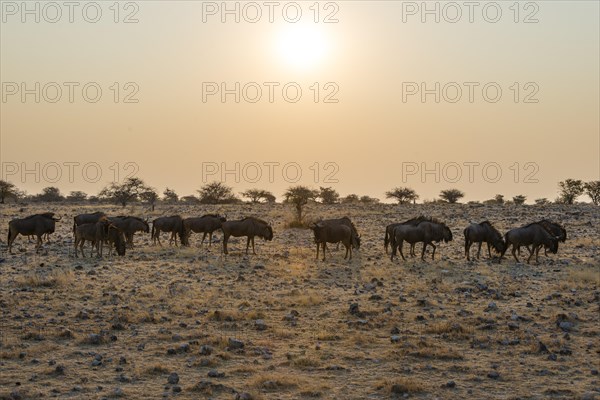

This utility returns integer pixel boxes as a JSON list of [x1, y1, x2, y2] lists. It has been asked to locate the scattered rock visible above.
[[167, 373, 179, 385], [228, 338, 244, 350]]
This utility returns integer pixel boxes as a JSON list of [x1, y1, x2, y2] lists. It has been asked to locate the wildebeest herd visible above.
[[5, 211, 567, 264]]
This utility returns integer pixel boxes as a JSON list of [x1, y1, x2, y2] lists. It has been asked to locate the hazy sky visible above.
[[1, 1, 598, 202]]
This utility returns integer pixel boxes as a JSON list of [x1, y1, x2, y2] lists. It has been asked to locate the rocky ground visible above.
[[0, 202, 599, 399]]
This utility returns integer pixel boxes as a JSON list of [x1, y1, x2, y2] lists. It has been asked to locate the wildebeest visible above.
[[384, 216, 428, 255], [464, 220, 506, 261], [73, 211, 106, 234], [390, 218, 453, 261], [7, 212, 61, 253], [152, 216, 186, 246], [183, 214, 226, 247], [318, 217, 361, 251], [109, 216, 149, 248], [521, 220, 567, 256], [500, 222, 559, 263], [221, 217, 273, 255], [311, 221, 359, 261], [74, 219, 126, 257]]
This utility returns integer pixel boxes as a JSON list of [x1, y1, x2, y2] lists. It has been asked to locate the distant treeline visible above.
[[0, 178, 598, 208]]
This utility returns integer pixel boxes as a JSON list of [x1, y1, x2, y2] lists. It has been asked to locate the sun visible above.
[[276, 23, 329, 69]]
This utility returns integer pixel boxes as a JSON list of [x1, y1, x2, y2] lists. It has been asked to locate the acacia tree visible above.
[[197, 182, 237, 204], [67, 191, 87, 202], [37, 187, 64, 202], [99, 177, 148, 207], [141, 187, 159, 211], [318, 187, 340, 204], [513, 195, 527, 205], [240, 189, 276, 203], [0, 180, 19, 203], [439, 189, 465, 204], [385, 187, 419, 204], [341, 194, 359, 204], [283, 186, 318, 224], [163, 188, 179, 203], [584, 181, 600, 205], [558, 179, 584, 204]]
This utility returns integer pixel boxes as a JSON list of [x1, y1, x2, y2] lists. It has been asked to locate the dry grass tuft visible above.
[[377, 377, 425, 395], [15, 269, 73, 288]]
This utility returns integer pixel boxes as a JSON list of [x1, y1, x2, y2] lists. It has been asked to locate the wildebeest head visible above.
[[443, 226, 453, 243], [548, 237, 559, 254], [109, 225, 126, 256], [219, 214, 227, 222], [263, 225, 274, 241], [352, 233, 361, 249]]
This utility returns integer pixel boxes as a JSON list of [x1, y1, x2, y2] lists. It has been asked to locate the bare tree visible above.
[[584, 181, 600, 205], [283, 186, 318, 225], [558, 179, 584, 204]]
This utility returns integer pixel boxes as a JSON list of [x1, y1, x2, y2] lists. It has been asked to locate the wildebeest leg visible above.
[[421, 243, 428, 261], [487, 242, 492, 258], [35, 234, 43, 253], [399, 240, 407, 261], [511, 245, 520, 263], [345, 242, 352, 260], [201, 232, 207, 246], [251, 237, 257, 255], [8, 229, 18, 254], [208, 232, 213, 247], [316, 242, 320, 260], [534, 245, 541, 263], [465, 239, 471, 260], [322, 243, 327, 261], [477, 242, 482, 259], [430, 242, 437, 260], [410, 243, 416, 257], [335, 242, 340, 251], [245, 237, 251, 254], [74, 238, 79, 258], [223, 233, 230, 254]]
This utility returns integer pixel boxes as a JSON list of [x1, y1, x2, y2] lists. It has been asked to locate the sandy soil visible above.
[[1, 202, 599, 399]]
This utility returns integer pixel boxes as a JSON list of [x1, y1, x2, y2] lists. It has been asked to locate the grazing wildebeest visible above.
[[310, 222, 359, 261], [464, 220, 506, 261], [521, 220, 567, 256], [73, 211, 107, 234], [318, 217, 361, 250], [183, 214, 227, 247], [74, 219, 108, 258], [7, 212, 61, 253], [384, 216, 428, 254], [390, 218, 453, 261], [221, 217, 273, 255], [500, 222, 559, 263], [151, 216, 186, 246], [109, 216, 149, 248], [106, 225, 127, 256]]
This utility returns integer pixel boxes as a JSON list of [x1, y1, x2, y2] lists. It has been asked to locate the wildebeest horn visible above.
[[53, 216, 62, 221]]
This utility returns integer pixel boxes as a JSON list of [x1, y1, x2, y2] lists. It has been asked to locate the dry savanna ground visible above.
[[0, 202, 599, 399]]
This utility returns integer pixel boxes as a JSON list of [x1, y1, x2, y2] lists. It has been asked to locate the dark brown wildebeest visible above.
[[221, 217, 273, 255], [500, 223, 559, 264], [109, 216, 150, 248], [310, 221, 360, 261], [390, 218, 453, 261], [520, 220, 567, 257], [384, 216, 428, 254], [7, 212, 61, 253], [183, 214, 226, 247], [317, 217, 361, 251], [74, 219, 126, 258], [73, 211, 106, 234], [152, 216, 185, 246], [464, 221, 505, 261]]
